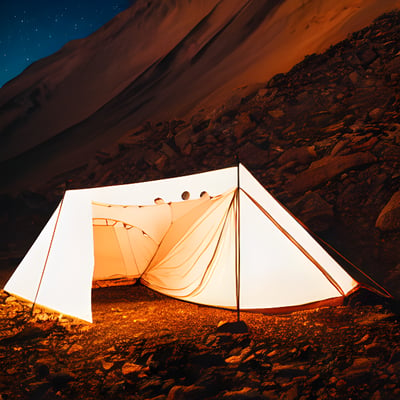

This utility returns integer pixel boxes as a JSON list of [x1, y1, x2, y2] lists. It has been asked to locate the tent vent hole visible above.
[[181, 191, 190, 200]]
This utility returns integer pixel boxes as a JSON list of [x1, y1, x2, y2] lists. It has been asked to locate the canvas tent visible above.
[[5, 164, 381, 322]]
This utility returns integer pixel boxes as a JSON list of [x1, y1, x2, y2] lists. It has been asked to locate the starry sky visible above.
[[0, 1, 135, 88]]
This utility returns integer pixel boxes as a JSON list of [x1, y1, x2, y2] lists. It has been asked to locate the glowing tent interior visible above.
[[4, 164, 388, 322]]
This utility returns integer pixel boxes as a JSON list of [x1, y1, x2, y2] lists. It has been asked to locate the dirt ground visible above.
[[1, 283, 400, 400]]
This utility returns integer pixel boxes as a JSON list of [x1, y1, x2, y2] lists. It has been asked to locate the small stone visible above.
[[268, 109, 284, 119], [336, 379, 346, 388], [122, 362, 142, 376], [174, 126, 192, 153], [272, 364, 306, 378], [369, 108, 384, 121], [364, 343, 389, 358], [5, 296, 17, 304], [355, 334, 370, 345], [225, 355, 242, 364], [329, 376, 338, 385], [167, 384, 207, 400], [371, 390, 382, 400], [67, 344, 83, 355], [282, 385, 298, 400], [222, 387, 261, 398], [349, 71, 360, 85], [101, 360, 114, 371]]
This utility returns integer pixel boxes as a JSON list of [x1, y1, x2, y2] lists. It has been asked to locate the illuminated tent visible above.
[[5, 164, 368, 322]]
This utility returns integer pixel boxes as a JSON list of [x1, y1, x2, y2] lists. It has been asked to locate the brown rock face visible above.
[[290, 192, 334, 232], [286, 152, 377, 193], [376, 191, 400, 231]]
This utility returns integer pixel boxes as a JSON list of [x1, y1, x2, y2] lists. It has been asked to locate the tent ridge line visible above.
[[240, 188, 345, 297]]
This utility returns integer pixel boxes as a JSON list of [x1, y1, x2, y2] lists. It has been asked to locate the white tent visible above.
[[5, 164, 363, 322]]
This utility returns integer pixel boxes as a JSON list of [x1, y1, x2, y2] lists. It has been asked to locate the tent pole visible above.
[[235, 162, 241, 322], [31, 194, 65, 317]]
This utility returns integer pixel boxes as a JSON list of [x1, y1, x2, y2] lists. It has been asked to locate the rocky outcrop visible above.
[[287, 152, 377, 193], [376, 191, 400, 231]]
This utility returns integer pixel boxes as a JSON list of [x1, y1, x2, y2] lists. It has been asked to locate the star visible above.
[[0, 1, 134, 87]]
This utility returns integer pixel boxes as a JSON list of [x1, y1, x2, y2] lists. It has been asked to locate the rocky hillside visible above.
[[2, 0, 400, 192]]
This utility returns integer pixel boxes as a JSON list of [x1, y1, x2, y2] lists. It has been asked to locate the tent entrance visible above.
[[92, 220, 156, 288], [90, 190, 239, 307], [91, 201, 172, 288]]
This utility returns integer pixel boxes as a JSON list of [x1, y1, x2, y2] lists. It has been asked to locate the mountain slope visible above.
[[1, 0, 400, 192]]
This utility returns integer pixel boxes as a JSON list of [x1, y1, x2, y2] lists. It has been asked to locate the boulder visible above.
[[277, 146, 316, 166], [268, 109, 284, 119], [222, 387, 262, 399], [376, 191, 400, 231], [191, 113, 210, 132], [174, 126, 192, 153], [233, 112, 256, 140], [357, 47, 378, 66], [238, 142, 270, 168], [167, 384, 207, 400], [368, 108, 384, 121], [291, 192, 334, 232], [339, 357, 377, 384], [349, 71, 361, 85], [121, 362, 143, 376], [287, 152, 376, 193]]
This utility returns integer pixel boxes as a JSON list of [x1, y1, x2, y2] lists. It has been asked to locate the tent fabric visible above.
[[4, 164, 361, 322]]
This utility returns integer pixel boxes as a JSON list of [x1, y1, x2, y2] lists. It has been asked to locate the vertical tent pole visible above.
[[235, 162, 241, 322], [31, 194, 65, 316]]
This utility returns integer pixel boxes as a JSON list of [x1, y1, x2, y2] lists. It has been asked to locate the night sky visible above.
[[0, 1, 134, 88]]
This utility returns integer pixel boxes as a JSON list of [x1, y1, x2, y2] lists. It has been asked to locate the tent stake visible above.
[[31, 195, 65, 317]]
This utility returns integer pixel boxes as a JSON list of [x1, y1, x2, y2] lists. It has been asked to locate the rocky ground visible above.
[[1, 285, 400, 400]]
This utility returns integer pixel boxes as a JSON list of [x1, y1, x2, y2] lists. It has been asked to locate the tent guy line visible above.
[[4, 164, 390, 323], [31, 195, 65, 316]]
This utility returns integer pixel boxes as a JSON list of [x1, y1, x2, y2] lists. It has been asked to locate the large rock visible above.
[[238, 142, 270, 168], [287, 152, 376, 193], [233, 112, 256, 140], [291, 191, 334, 232], [222, 387, 262, 399], [174, 126, 192, 153], [277, 146, 317, 167], [167, 384, 207, 400], [376, 190, 400, 231], [339, 357, 377, 384]]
